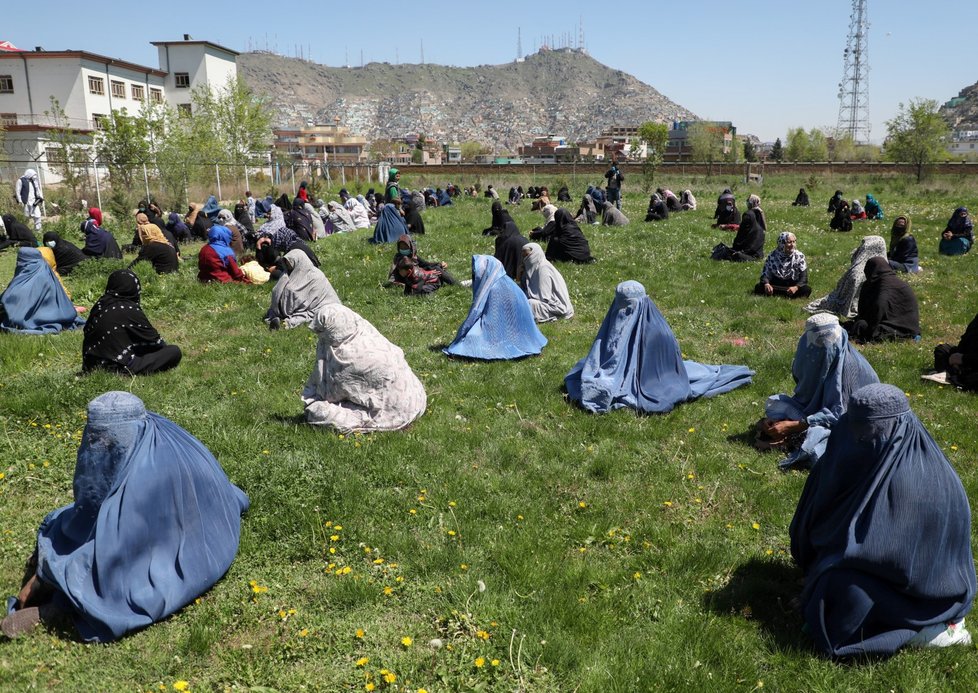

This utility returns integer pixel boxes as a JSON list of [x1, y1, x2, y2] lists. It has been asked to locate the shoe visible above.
[[460, 280, 473, 288], [907, 619, 972, 648], [921, 371, 949, 385], [1, 607, 41, 639]]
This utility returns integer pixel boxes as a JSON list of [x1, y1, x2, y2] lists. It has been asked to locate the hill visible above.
[[238, 48, 696, 149], [941, 80, 978, 130]]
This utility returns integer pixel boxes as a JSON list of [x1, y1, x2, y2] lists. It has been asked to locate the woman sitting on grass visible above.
[[842, 257, 920, 343], [712, 189, 741, 229], [864, 193, 884, 219], [530, 208, 595, 264], [790, 384, 975, 657], [887, 216, 919, 273], [829, 200, 853, 232], [302, 304, 427, 432], [81, 208, 122, 259], [564, 280, 752, 414], [41, 232, 87, 275], [216, 209, 246, 255], [82, 270, 182, 375], [520, 243, 574, 323], [849, 199, 867, 221], [940, 206, 973, 255], [129, 214, 179, 275], [805, 235, 886, 318], [266, 249, 341, 330], [256, 207, 320, 271], [644, 193, 668, 222], [443, 255, 547, 360], [755, 232, 811, 298], [1, 391, 248, 641], [680, 189, 697, 211], [792, 188, 810, 207], [0, 247, 85, 334], [371, 199, 409, 244], [575, 193, 598, 225], [198, 226, 249, 284], [712, 194, 766, 262], [755, 313, 878, 469], [0, 213, 38, 249], [493, 207, 529, 279], [827, 190, 844, 214], [932, 310, 978, 390], [389, 235, 458, 294], [345, 198, 371, 229], [601, 201, 630, 226]]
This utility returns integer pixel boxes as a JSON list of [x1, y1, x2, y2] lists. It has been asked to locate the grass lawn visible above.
[[2, 172, 978, 692]]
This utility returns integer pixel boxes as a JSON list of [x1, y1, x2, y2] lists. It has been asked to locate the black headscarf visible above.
[[493, 218, 529, 279], [2, 214, 38, 247], [483, 200, 514, 236], [856, 257, 920, 340], [546, 209, 594, 264], [82, 270, 164, 371], [42, 232, 87, 274], [404, 200, 425, 235]]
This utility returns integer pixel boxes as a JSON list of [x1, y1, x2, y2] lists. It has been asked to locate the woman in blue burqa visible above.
[[0, 247, 85, 334], [755, 313, 878, 468], [371, 200, 409, 244], [443, 255, 547, 360], [2, 391, 249, 641], [790, 383, 975, 657], [564, 281, 753, 414]]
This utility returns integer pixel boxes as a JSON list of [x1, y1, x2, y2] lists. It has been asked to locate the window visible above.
[[131, 84, 144, 101], [1, 113, 16, 126], [88, 76, 104, 95], [111, 80, 125, 99], [150, 88, 163, 104], [177, 103, 192, 117], [174, 72, 190, 88], [0, 75, 12, 93], [92, 113, 106, 130]]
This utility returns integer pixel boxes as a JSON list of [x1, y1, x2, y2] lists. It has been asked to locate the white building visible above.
[[0, 36, 238, 184]]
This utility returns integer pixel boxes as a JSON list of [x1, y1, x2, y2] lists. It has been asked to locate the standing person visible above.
[[385, 168, 401, 203], [604, 161, 625, 209], [15, 168, 44, 232], [246, 190, 256, 223]]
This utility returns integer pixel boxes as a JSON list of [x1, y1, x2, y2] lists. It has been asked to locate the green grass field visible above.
[[2, 173, 978, 692]]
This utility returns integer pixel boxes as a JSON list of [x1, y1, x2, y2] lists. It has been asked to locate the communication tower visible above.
[[836, 0, 871, 143]]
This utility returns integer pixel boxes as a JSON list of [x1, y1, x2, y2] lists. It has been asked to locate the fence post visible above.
[[244, 163, 250, 194], [93, 158, 103, 210], [215, 164, 222, 201], [143, 163, 151, 203], [291, 165, 297, 196]]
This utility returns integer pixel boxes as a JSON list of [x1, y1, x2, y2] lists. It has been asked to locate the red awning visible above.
[[0, 41, 24, 52]]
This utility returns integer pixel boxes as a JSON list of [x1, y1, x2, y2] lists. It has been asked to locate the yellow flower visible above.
[[460, 563, 468, 570], [516, 515, 524, 521], [383, 586, 393, 596], [476, 630, 490, 640], [418, 689, 429, 693], [356, 657, 369, 667], [365, 684, 375, 692], [330, 535, 340, 541], [172, 682, 190, 692], [401, 636, 413, 647], [409, 508, 417, 515], [448, 501, 457, 507], [491, 659, 500, 667], [329, 547, 336, 555], [751, 522, 761, 530], [578, 501, 587, 508], [447, 530, 456, 537], [688, 427, 695, 433], [951, 445, 959, 451], [373, 558, 384, 564], [334, 525, 343, 530], [383, 673, 396, 684], [662, 501, 673, 507], [474, 657, 485, 668], [355, 628, 365, 638], [633, 572, 642, 580], [299, 628, 309, 637]]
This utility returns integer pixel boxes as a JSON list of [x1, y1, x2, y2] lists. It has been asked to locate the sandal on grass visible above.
[[1, 607, 42, 639]]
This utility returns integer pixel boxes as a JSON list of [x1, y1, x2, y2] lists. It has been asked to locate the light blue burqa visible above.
[[370, 204, 409, 244], [35, 392, 249, 642], [444, 255, 547, 360], [0, 247, 85, 334], [565, 281, 753, 413], [766, 313, 879, 469]]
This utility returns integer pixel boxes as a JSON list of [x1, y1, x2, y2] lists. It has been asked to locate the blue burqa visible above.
[[444, 255, 547, 360], [202, 195, 221, 220], [766, 313, 879, 469], [0, 247, 85, 334], [371, 204, 409, 244], [790, 384, 976, 658], [34, 391, 249, 642], [564, 281, 753, 413]]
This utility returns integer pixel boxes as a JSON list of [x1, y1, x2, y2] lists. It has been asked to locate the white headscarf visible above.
[[521, 243, 574, 322], [267, 249, 341, 329]]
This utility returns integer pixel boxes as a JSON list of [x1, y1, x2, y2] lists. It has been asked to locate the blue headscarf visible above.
[[371, 204, 409, 244], [0, 247, 85, 334], [437, 189, 452, 206], [207, 225, 236, 266], [766, 313, 879, 469], [564, 281, 753, 413], [790, 384, 976, 658], [202, 195, 221, 220], [444, 255, 547, 360], [35, 391, 249, 642]]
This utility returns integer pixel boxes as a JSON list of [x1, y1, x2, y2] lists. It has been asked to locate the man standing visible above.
[[604, 160, 623, 210], [15, 168, 44, 231]]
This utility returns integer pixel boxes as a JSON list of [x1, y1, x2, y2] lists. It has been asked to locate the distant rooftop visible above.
[[151, 38, 239, 57]]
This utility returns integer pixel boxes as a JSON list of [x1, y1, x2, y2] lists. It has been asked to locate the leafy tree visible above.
[[769, 137, 784, 162], [785, 128, 809, 162], [808, 129, 828, 161], [459, 140, 489, 162], [687, 122, 726, 176], [44, 97, 89, 200], [637, 121, 669, 191], [743, 139, 757, 162], [94, 106, 153, 190], [884, 98, 950, 182]]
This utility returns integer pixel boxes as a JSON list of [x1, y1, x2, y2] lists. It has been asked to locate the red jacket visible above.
[[197, 244, 249, 283]]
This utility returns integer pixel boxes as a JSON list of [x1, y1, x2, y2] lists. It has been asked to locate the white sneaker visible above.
[[921, 371, 950, 384], [907, 619, 972, 648]]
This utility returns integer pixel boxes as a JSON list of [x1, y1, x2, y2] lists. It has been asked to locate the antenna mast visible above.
[[836, 0, 870, 143]]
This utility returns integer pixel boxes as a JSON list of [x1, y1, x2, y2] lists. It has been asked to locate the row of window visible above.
[[86, 75, 166, 104]]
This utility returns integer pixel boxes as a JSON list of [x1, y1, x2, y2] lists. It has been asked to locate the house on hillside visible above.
[[0, 35, 237, 184]]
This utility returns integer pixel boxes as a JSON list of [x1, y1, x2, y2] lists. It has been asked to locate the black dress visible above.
[[129, 242, 179, 274], [41, 232, 87, 274], [845, 257, 920, 342], [533, 209, 595, 264]]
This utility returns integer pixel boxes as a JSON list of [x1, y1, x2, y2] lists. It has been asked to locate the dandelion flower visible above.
[[172, 682, 190, 692], [355, 628, 365, 638], [476, 630, 490, 640], [751, 522, 761, 530], [383, 586, 393, 596], [448, 501, 457, 507], [383, 673, 396, 684], [299, 628, 309, 637], [491, 659, 500, 667], [365, 684, 375, 692], [401, 636, 413, 647], [578, 501, 587, 508], [356, 657, 369, 667], [474, 657, 485, 668]]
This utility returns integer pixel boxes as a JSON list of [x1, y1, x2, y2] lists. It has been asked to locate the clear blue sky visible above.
[[4, 0, 975, 143]]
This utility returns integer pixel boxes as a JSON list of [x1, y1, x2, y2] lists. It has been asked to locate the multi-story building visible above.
[[272, 122, 368, 166], [0, 36, 237, 183]]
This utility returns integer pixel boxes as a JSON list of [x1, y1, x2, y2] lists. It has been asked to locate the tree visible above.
[[743, 139, 757, 162], [770, 137, 784, 162], [95, 106, 153, 191], [460, 140, 489, 162], [636, 121, 669, 191], [785, 127, 809, 162], [808, 129, 828, 161], [44, 97, 89, 199], [885, 98, 950, 182], [687, 122, 726, 176]]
